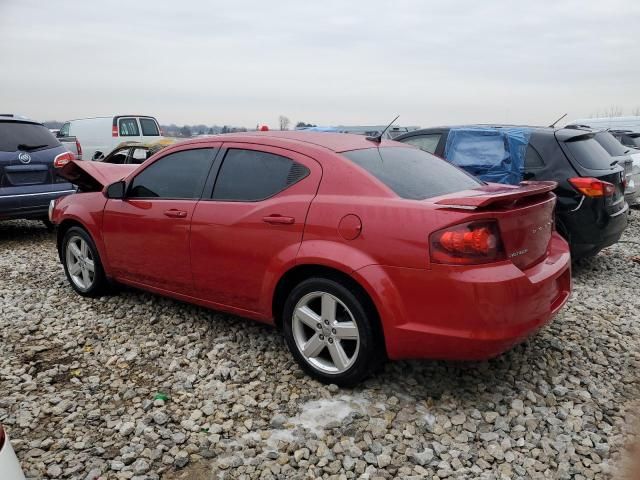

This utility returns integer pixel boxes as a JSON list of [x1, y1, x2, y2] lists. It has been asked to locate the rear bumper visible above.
[[0, 186, 75, 220], [355, 233, 571, 361], [558, 197, 628, 257]]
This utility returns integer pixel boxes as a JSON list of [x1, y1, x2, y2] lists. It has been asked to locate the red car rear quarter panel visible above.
[[358, 233, 571, 360]]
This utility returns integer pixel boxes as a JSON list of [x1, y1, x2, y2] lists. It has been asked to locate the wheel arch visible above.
[[272, 263, 387, 356]]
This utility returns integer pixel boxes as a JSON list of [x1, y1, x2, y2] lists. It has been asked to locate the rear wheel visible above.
[[282, 277, 381, 386], [61, 226, 108, 296]]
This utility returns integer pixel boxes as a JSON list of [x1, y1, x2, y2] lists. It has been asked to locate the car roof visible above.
[[173, 131, 402, 153], [397, 124, 598, 141], [0, 115, 43, 126]]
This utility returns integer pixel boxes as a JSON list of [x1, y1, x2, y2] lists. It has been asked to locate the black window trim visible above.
[[205, 146, 311, 203], [124, 147, 219, 200]]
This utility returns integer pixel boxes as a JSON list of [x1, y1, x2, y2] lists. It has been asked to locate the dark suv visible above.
[[395, 125, 628, 259], [0, 116, 75, 225]]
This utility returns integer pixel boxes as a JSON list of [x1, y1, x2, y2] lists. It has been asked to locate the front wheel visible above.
[[61, 226, 108, 297], [282, 277, 382, 387]]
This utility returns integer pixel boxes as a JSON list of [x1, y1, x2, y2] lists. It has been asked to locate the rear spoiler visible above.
[[435, 181, 557, 209]]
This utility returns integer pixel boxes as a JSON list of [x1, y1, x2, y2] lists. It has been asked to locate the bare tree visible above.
[[632, 106, 640, 116], [591, 105, 624, 118], [279, 115, 290, 131]]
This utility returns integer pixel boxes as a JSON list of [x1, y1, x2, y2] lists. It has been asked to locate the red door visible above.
[[190, 144, 321, 316], [102, 146, 218, 293]]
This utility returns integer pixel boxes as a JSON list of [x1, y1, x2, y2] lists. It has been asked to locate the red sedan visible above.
[[51, 132, 571, 386]]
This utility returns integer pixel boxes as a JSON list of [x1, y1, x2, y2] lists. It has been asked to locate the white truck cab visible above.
[[58, 115, 163, 161]]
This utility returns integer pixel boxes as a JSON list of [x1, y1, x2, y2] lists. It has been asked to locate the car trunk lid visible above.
[[434, 181, 557, 269]]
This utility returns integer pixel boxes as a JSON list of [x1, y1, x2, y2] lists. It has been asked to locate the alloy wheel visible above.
[[65, 235, 95, 290], [291, 291, 360, 374]]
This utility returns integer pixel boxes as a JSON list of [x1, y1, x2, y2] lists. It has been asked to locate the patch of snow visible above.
[[287, 394, 370, 436]]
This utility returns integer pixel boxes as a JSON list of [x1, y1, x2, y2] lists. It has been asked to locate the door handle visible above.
[[163, 209, 187, 218], [262, 215, 295, 225]]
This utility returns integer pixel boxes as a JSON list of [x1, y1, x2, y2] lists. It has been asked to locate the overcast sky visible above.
[[1, 0, 639, 128]]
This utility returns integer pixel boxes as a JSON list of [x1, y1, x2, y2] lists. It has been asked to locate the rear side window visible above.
[[140, 118, 160, 136], [563, 137, 615, 170], [342, 147, 482, 200], [129, 148, 214, 199], [594, 132, 628, 156], [0, 121, 61, 152], [212, 149, 309, 201], [401, 134, 441, 154], [525, 145, 545, 168], [119, 118, 140, 137]]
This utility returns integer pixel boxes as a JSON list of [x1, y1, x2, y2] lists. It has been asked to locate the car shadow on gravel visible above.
[[0, 219, 54, 242]]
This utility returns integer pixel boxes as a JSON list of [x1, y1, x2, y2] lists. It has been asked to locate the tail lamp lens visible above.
[[568, 177, 615, 197], [0, 424, 5, 451], [112, 125, 118, 137], [430, 221, 505, 265], [75, 139, 83, 159], [53, 151, 75, 168]]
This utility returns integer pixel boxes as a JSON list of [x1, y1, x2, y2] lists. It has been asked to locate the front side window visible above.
[[342, 147, 481, 200], [402, 134, 441, 154], [108, 149, 129, 164], [129, 148, 214, 199], [59, 123, 70, 137], [140, 118, 160, 136], [212, 149, 309, 201], [119, 118, 140, 137], [131, 147, 148, 163]]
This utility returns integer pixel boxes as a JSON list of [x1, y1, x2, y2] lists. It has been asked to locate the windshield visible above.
[[341, 147, 482, 200], [0, 121, 61, 152]]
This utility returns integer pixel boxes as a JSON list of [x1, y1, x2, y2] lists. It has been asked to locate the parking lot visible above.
[[0, 213, 637, 479]]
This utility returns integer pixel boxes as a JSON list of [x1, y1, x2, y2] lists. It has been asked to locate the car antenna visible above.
[[548, 113, 567, 128], [366, 115, 400, 143]]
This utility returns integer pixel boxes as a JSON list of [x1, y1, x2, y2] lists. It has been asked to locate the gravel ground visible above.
[[1, 212, 639, 480]]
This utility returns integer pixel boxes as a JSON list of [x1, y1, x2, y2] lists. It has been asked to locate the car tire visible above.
[[61, 226, 108, 297], [282, 277, 382, 387]]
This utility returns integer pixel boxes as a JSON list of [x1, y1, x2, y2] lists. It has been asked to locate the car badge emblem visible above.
[[18, 152, 31, 164]]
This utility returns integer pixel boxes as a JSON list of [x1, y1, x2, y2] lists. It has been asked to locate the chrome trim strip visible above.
[[569, 196, 585, 212], [0, 189, 75, 199], [610, 203, 629, 217]]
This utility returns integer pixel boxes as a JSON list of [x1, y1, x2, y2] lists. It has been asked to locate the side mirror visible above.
[[92, 151, 104, 161], [105, 181, 126, 199]]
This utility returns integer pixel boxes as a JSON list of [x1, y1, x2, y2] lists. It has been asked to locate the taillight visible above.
[[75, 139, 83, 160], [568, 177, 615, 197], [430, 220, 505, 265], [112, 125, 118, 137], [53, 151, 75, 168], [0, 424, 5, 451]]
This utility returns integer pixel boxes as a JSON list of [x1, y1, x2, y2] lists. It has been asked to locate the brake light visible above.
[[430, 221, 505, 265], [75, 139, 83, 160], [568, 177, 615, 197], [112, 125, 118, 137], [53, 151, 75, 168], [0, 424, 5, 451]]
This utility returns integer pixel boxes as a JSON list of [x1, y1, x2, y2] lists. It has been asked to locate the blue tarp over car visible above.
[[443, 127, 531, 185]]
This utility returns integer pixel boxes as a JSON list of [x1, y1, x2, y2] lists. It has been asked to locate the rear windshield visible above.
[[563, 137, 615, 170], [341, 147, 482, 200], [140, 118, 160, 136], [594, 132, 628, 156], [0, 121, 60, 152], [622, 134, 640, 148]]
